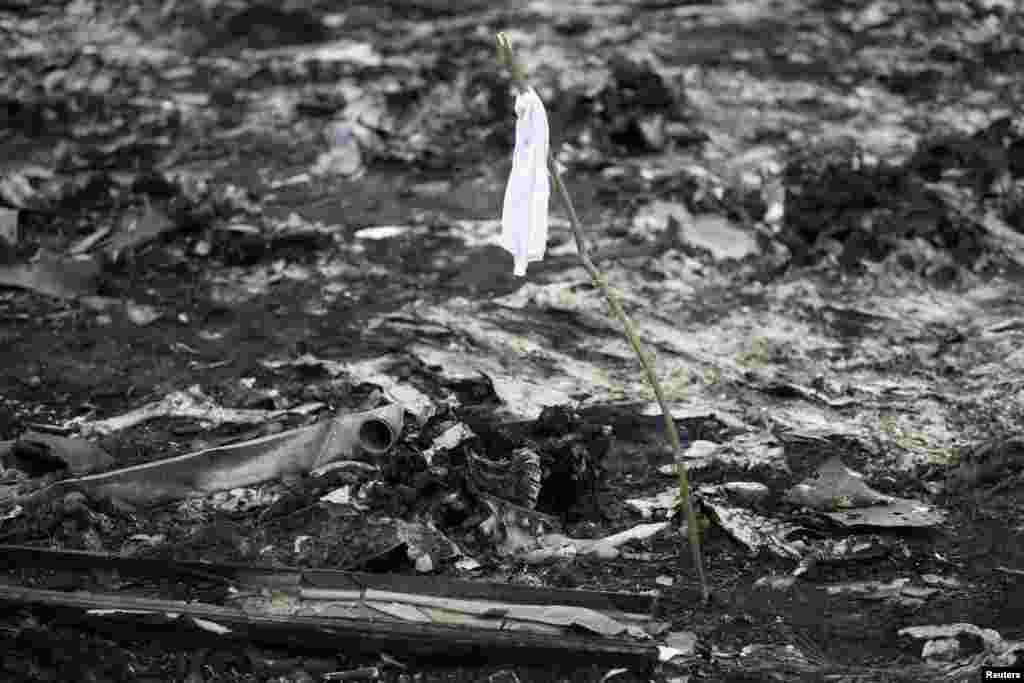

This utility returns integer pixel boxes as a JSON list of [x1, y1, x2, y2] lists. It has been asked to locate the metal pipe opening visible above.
[[358, 417, 398, 454]]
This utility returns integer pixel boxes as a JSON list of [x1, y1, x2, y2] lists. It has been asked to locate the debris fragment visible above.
[[823, 497, 946, 529], [658, 630, 698, 663], [784, 457, 893, 509], [899, 623, 1024, 674], [825, 577, 938, 607], [323, 666, 382, 682], [0, 250, 101, 299], [625, 488, 677, 520], [68, 384, 318, 436], [264, 355, 436, 422], [0, 544, 658, 663], [468, 447, 541, 509], [421, 421, 475, 466], [123, 301, 161, 326], [0, 578, 657, 664], [100, 204, 178, 262], [524, 522, 671, 563], [477, 493, 560, 556], [947, 434, 1024, 491], [0, 207, 18, 246], [785, 457, 946, 528], [0, 168, 46, 208], [312, 122, 365, 178], [354, 226, 413, 240], [5, 430, 113, 476], [17, 404, 403, 506], [701, 489, 806, 561], [682, 214, 760, 261]]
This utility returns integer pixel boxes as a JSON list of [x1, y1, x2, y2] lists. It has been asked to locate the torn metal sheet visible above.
[[786, 457, 946, 529], [701, 488, 807, 561], [899, 623, 1024, 675], [681, 213, 760, 261], [785, 457, 894, 509], [0, 250, 101, 299], [477, 493, 561, 556], [69, 384, 323, 436], [749, 378, 859, 409], [658, 630, 699, 664], [770, 406, 869, 446], [5, 430, 114, 476], [636, 401, 754, 437], [0, 545, 659, 665], [625, 488, 677, 520], [823, 497, 947, 529], [369, 300, 627, 419], [345, 356, 436, 422], [825, 577, 937, 607], [421, 421, 475, 465], [264, 355, 436, 422], [703, 483, 903, 574], [100, 204, 178, 262], [16, 404, 403, 507], [411, 342, 575, 420], [467, 447, 541, 508], [0, 544, 658, 611], [526, 522, 672, 563], [392, 517, 464, 574], [795, 535, 898, 576], [0, 582, 656, 665], [283, 589, 640, 638], [947, 434, 1024, 491], [719, 481, 771, 505]]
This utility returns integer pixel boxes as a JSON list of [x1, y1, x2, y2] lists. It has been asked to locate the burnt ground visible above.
[[1, 0, 1024, 681]]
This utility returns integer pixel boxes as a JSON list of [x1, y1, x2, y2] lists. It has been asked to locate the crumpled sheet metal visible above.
[[0, 545, 660, 665], [19, 404, 403, 507]]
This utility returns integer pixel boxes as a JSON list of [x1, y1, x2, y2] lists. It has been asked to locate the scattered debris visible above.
[[2, 0, 1024, 680], [263, 355, 436, 422], [12, 404, 402, 507], [825, 577, 938, 607], [100, 204, 178, 262], [67, 384, 322, 436], [2, 430, 113, 476], [421, 421, 475, 465], [0, 545, 659, 665], [312, 122, 365, 179], [0, 250, 101, 299], [900, 623, 1024, 675], [625, 488, 677, 520], [523, 521, 671, 563], [658, 630, 699, 664], [947, 434, 1024, 491], [354, 226, 414, 241], [785, 457, 946, 528]]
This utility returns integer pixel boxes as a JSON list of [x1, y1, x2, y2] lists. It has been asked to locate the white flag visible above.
[[501, 88, 550, 277]]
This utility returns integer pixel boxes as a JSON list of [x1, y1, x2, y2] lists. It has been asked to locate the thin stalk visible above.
[[496, 34, 709, 604]]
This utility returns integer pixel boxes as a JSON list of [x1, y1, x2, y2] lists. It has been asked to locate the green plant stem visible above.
[[496, 34, 709, 604]]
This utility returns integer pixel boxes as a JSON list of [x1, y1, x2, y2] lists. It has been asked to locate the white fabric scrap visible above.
[[501, 88, 550, 277]]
